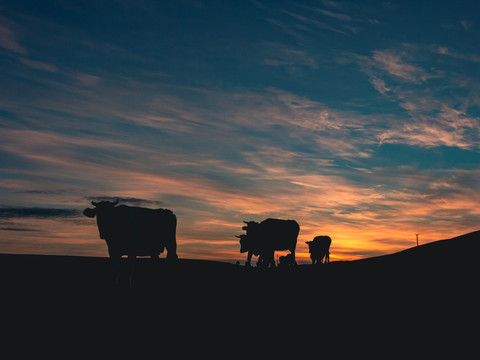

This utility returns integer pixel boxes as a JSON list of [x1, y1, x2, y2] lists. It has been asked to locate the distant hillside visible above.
[[1, 229, 479, 301], [352, 229, 480, 268]]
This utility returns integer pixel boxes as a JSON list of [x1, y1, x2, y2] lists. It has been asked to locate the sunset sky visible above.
[[1, 0, 480, 263]]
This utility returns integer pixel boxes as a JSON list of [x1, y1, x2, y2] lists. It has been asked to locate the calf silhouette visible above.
[[306, 236, 331, 264]]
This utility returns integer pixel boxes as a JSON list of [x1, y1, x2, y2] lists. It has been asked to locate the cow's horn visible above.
[[243, 221, 248, 224], [235, 235, 241, 238], [91, 201, 99, 206]]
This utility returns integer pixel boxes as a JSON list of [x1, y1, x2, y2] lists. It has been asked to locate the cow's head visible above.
[[236, 234, 249, 253], [305, 241, 313, 252], [83, 200, 119, 239], [237, 221, 260, 253], [83, 200, 118, 218]]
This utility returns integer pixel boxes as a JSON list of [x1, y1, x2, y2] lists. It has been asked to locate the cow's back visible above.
[[260, 218, 299, 251], [105, 206, 176, 256], [311, 236, 332, 253]]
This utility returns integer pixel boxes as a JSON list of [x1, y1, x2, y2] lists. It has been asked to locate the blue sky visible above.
[[1, 0, 480, 262]]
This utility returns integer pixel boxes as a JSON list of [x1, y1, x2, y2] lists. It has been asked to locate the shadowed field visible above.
[[3, 230, 479, 296], [2, 230, 478, 343]]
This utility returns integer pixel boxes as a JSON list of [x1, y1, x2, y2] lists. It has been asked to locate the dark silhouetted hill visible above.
[[1, 230, 478, 338], [2, 230, 479, 297], [352, 229, 480, 268]]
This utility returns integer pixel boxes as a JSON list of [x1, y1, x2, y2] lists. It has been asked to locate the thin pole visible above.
[[416, 234, 419, 246]]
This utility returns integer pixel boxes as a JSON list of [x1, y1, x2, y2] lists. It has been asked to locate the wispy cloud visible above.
[[433, 45, 480, 63], [260, 43, 318, 70], [354, 43, 480, 150], [280, 9, 351, 36], [75, 73, 101, 87], [0, 16, 58, 74], [0, 17, 26, 54], [370, 49, 434, 84], [316, 8, 352, 21], [460, 19, 472, 31], [19, 58, 57, 72], [0, 206, 79, 219]]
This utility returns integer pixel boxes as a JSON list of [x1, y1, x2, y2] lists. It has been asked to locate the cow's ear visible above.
[[305, 241, 311, 244], [83, 208, 96, 218], [113, 199, 118, 206], [91, 201, 98, 206]]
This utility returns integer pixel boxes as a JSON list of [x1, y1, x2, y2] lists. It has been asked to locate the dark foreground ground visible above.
[[1, 231, 479, 354]]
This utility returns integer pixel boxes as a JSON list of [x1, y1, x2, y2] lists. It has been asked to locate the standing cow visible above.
[[236, 218, 300, 268], [306, 236, 331, 264], [83, 200, 177, 287]]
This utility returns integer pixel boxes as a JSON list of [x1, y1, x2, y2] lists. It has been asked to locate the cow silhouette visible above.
[[306, 236, 331, 264], [236, 219, 299, 268], [83, 200, 177, 287]]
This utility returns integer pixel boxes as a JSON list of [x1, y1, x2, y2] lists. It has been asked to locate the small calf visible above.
[[305, 236, 331, 264]]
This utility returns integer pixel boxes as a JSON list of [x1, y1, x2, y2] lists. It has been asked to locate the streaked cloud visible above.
[[0, 17, 25, 54], [260, 44, 318, 70], [280, 9, 351, 36], [316, 8, 352, 21], [0, 206, 79, 219], [75, 73, 101, 87], [19, 58, 57, 72], [353, 42, 480, 150], [433, 46, 480, 63], [368, 48, 438, 84]]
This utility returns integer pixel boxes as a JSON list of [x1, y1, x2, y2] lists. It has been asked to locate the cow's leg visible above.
[[264, 251, 274, 268], [166, 236, 178, 261], [290, 248, 297, 266], [166, 215, 178, 261], [151, 253, 161, 284], [108, 247, 120, 287], [127, 253, 136, 289], [246, 251, 253, 267], [258, 254, 268, 268], [111, 257, 120, 287], [270, 252, 276, 268]]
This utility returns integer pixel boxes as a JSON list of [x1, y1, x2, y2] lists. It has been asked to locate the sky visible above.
[[1, 0, 480, 263]]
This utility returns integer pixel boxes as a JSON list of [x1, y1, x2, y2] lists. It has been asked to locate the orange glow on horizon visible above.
[[2, 155, 479, 263]]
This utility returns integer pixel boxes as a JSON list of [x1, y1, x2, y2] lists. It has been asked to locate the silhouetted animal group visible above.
[[237, 219, 331, 268], [83, 200, 331, 286]]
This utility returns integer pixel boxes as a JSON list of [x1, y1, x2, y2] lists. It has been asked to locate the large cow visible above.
[[236, 219, 299, 268], [306, 236, 331, 264], [83, 200, 177, 287]]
